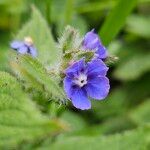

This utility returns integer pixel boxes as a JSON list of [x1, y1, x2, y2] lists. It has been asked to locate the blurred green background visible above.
[[0, 0, 150, 149]]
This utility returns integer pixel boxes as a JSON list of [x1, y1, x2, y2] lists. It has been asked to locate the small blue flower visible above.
[[10, 37, 37, 57], [64, 59, 110, 110], [82, 29, 108, 59]]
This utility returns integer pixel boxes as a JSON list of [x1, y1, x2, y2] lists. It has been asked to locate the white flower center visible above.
[[24, 37, 33, 46], [74, 74, 87, 87]]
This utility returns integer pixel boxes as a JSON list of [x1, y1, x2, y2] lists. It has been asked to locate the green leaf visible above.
[[51, 0, 87, 35], [76, 0, 115, 14], [51, 0, 74, 24], [92, 88, 127, 119], [10, 54, 65, 101], [60, 111, 87, 131], [114, 53, 150, 81], [66, 117, 135, 137], [0, 71, 65, 149], [129, 99, 150, 125], [126, 14, 150, 38], [40, 128, 150, 150], [51, 0, 74, 35], [31, 0, 51, 24], [124, 74, 150, 106], [0, 46, 8, 71], [99, 0, 137, 45], [16, 6, 61, 68], [69, 15, 87, 35], [76, 0, 150, 14]]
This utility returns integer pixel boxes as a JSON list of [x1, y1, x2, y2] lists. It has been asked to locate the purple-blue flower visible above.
[[64, 59, 110, 110], [10, 37, 37, 57], [82, 29, 108, 59]]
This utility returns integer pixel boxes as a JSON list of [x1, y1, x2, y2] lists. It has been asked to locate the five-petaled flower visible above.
[[10, 37, 37, 57], [64, 59, 110, 110], [82, 29, 108, 59]]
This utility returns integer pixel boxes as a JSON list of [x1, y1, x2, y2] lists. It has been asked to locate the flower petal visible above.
[[83, 29, 100, 50], [85, 76, 110, 100], [30, 46, 37, 57], [10, 41, 24, 49], [96, 45, 108, 59], [64, 77, 74, 98], [87, 59, 108, 77], [18, 46, 28, 54], [71, 88, 91, 110], [65, 59, 85, 78]]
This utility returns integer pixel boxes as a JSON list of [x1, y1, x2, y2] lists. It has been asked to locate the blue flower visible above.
[[10, 37, 37, 57], [64, 59, 110, 110], [82, 29, 108, 59]]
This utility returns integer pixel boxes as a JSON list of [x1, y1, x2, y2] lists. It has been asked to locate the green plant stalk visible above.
[[99, 0, 137, 46]]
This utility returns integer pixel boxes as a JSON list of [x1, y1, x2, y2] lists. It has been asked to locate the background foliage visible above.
[[0, 0, 150, 149]]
